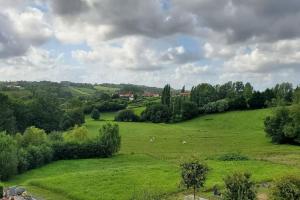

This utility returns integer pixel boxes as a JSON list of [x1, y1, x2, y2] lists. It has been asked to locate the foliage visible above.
[[65, 125, 89, 143], [91, 108, 100, 120], [264, 105, 300, 144], [217, 153, 249, 161], [0, 132, 18, 181], [20, 126, 48, 147], [223, 172, 257, 200], [203, 99, 229, 114], [141, 103, 171, 123], [48, 131, 64, 142], [181, 101, 198, 120], [0, 182, 3, 198], [0, 93, 17, 134], [30, 95, 63, 132], [181, 159, 208, 199], [248, 91, 266, 109], [94, 100, 127, 112], [115, 109, 140, 122], [272, 176, 300, 200], [60, 108, 85, 130], [161, 84, 171, 107], [98, 123, 121, 157]]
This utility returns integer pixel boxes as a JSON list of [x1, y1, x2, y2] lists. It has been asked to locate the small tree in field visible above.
[[98, 123, 121, 157], [223, 172, 256, 200], [91, 108, 100, 120], [181, 159, 208, 200]]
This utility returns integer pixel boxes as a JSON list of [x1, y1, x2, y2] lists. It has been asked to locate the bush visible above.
[[141, 103, 171, 123], [48, 131, 64, 142], [229, 96, 248, 110], [91, 108, 100, 120], [223, 172, 256, 200], [0, 132, 18, 181], [52, 141, 104, 160], [25, 144, 53, 169], [202, 99, 229, 114], [98, 123, 121, 157], [17, 148, 30, 173], [115, 109, 140, 122], [264, 106, 300, 144], [65, 125, 89, 143], [21, 126, 48, 147], [272, 176, 300, 200], [181, 101, 198, 120], [52, 123, 121, 160], [217, 153, 249, 161], [60, 108, 85, 130]]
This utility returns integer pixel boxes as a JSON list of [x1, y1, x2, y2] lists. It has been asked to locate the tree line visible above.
[[0, 123, 121, 181], [139, 82, 298, 124]]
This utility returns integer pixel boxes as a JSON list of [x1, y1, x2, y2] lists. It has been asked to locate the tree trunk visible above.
[[194, 185, 196, 200]]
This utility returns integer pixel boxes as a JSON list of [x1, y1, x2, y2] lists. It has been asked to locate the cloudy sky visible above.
[[0, 0, 300, 89]]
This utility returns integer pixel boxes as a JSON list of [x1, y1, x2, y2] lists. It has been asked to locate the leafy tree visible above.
[[0, 132, 18, 181], [264, 105, 300, 144], [0, 94, 16, 134], [66, 125, 89, 143], [229, 96, 247, 110], [181, 159, 208, 200], [98, 123, 121, 157], [161, 84, 171, 107], [60, 108, 85, 130], [115, 109, 139, 122], [21, 126, 48, 147], [172, 96, 183, 122], [190, 83, 217, 107], [272, 176, 300, 200], [243, 82, 253, 102], [274, 82, 293, 104], [223, 172, 256, 200], [248, 91, 266, 109], [91, 108, 100, 120], [293, 86, 300, 104], [141, 103, 171, 123], [181, 101, 198, 120], [30, 95, 63, 132]]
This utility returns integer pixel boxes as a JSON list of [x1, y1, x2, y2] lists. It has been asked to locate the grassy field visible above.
[[5, 108, 300, 199]]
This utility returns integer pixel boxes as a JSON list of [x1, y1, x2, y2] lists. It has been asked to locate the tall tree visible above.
[[161, 84, 171, 107], [243, 82, 253, 102]]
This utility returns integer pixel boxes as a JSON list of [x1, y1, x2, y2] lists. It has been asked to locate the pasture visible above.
[[5, 108, 300, 199]]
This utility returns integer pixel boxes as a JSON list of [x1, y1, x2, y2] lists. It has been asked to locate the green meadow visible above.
[[5, 108, 300, 199]]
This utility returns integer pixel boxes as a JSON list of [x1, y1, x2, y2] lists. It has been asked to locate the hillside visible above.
[[5, 108, 300, 199]]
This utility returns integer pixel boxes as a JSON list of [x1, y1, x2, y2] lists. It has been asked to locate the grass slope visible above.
[[6, 108, 300, 199]]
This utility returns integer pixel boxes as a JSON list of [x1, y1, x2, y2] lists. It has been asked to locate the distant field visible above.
[[6, 108, 300, 199]]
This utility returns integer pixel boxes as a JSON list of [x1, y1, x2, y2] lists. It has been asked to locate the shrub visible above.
[[223, 172, 256, 200], [272, 176, 300, 200], [25, 144, 53, 169], [65, 125, 89, 143], [91, 108, 100, 120], [0, 132, 18, 181], [181, 159, 208, 199], [98, 123, 121, 157], [141, 103, 171, 123], [218, 153, 249, 161], [17, 148, 30, 173], [48, 131, 64, 142], [264, 106, 300, 144], [181, 101, 198, 120], [115, 109, 140, 122], [21, 126, 48, 147], [60, 108, 85, 130]]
